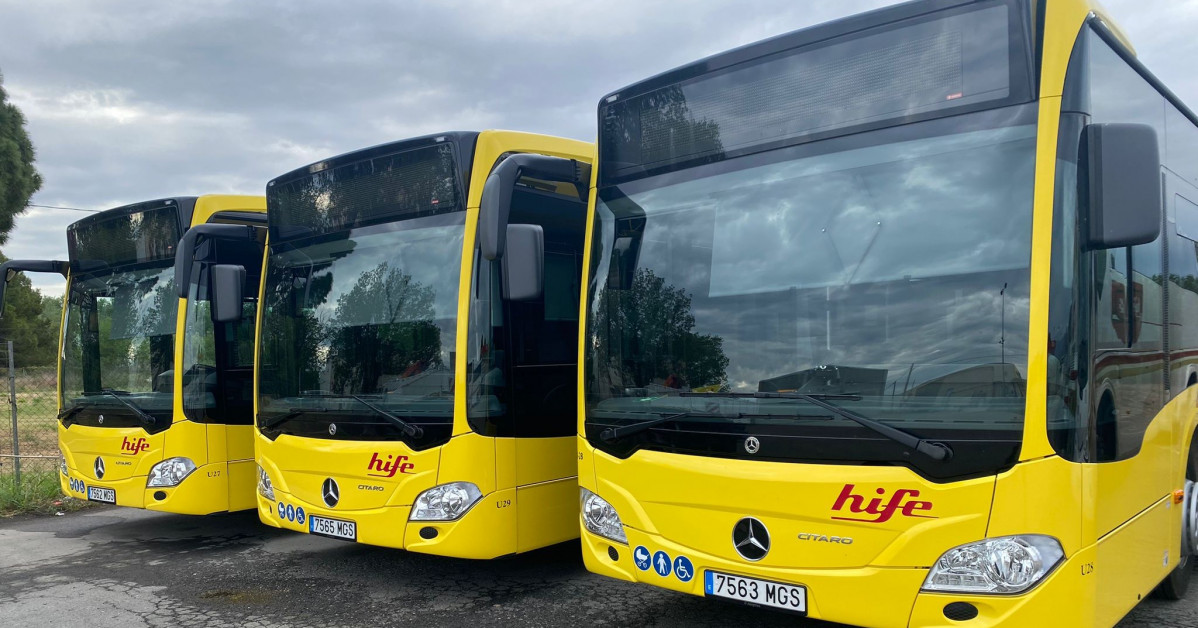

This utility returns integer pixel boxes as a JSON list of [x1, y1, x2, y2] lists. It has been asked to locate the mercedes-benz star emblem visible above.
[[322, 478, 340, 508], [94, 456, 106, 480], [732, 517, 770, 561], [744, 436, 760, 454], [97, 414, 105, 425], [328, 423, 337, 436]]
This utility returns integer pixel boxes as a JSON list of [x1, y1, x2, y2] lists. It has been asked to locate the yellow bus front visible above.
[[255, 131, 593, 558], [56, 195, 266, 515], [578, 0, 1198, 626]]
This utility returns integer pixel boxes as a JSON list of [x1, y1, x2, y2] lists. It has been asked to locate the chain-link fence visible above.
[[0, 340, 61, 485]]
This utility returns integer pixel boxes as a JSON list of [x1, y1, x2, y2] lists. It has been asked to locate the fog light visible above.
[[410, 482, 483, 521], [580, 488, 627, 545], [146, 457, 197, 488], [257, 464, 275, 501], [923, 535, 1064, 594]]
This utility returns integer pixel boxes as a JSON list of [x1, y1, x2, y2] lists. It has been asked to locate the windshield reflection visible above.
[[61, 265, 178, 424], [586, 107, 1036, 468], [257, 215, 463, 443]]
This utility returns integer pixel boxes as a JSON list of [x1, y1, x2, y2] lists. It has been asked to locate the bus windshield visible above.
[[256, 213, 463, 446], [585, 105, 1037, 477], [60, 263, 178, 428]]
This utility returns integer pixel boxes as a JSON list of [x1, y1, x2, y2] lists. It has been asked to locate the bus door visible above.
[[479, 168, 587, 551], [180, 218, 265, 510]]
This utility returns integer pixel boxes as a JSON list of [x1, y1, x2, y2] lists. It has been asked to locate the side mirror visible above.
[[0, 260, 68, 319], [1082, 123, 1162, 250], [502, 225, 544, 301], [174, 224, 257, 298], [211, 264, 246, 323], [478, 153, 587, 261]]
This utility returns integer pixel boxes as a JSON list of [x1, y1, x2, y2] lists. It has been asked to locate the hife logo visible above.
[[120, 437, 150, 456], [830, 484, 936, 524], [366, 452, 415, 478]]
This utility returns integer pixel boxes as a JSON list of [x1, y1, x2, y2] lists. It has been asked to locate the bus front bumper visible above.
[[59, 461, 231, 515], [257, 486, 518, 559], [582, 526, 1092, 628]]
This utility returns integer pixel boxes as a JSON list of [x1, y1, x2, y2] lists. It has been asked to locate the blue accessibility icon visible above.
[[295, 507, 305, 525], [285, 503, 296, 522], [653, 550, 672, 577], [674, 555, 694, 583], [633, 546, 652, 571], [277, 502, 286, 519]]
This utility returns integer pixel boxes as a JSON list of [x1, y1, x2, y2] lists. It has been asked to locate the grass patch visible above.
[[0, 470, 93, 517]]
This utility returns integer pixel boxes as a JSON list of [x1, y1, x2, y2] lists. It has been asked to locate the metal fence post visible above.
[[8, 340, 19, 486]]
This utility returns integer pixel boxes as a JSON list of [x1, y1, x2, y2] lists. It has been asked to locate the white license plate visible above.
[[705, 570, 806, 614], [86, 486, 116, 504], [308, 514, 356, 541]]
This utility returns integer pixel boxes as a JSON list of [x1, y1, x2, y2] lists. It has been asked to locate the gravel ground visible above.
[[0, 507, 1191, 627]]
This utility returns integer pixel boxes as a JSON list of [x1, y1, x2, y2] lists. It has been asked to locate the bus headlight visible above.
[[410, 482, 483, 521], [58, 449, 68, 476], [580, 488, 627, 545], [146, 457, 197, 488], [922, 535, 1064, 594], [257, 464, 275, 501]]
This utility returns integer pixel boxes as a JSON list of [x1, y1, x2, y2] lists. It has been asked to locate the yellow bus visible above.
[[251, 131, 592, 558], [577, 0, 1198, 625], [0, 195, 267, 514]]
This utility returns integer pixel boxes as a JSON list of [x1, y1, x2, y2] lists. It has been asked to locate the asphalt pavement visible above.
[[0, 507, 1192, 627]]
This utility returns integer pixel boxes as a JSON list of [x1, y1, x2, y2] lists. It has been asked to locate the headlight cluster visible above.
[[410, 482, 482, 521], [923, 535, 1064, 594], [146, 457, 197, 488], [580, 488, 627, 544], [257, 464, 275, 501], [58, 449, 68, 476]]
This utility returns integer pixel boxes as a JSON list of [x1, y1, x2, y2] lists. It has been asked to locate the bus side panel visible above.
[[987, 457, 1083, 554], [226, 424, 255, 461], [513, 435, 579, 551], [226, 459, 257, 511], [516, 477, 579, 552], [1094, 497, 1174, 625], [514, 435, 576, 487]]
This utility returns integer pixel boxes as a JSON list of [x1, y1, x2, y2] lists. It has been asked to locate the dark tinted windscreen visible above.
[[67, 205, 182, 267], [600, 1, 1027, 183], [268, 143, 462, 240]]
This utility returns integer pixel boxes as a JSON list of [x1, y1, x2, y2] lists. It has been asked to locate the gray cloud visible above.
[[1, 0, 1195, 295]]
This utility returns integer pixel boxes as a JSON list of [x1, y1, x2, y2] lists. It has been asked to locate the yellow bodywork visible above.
[[58, 195, 266, 515], [256, 131, 594, 558], [577, 1, 1198, 626]]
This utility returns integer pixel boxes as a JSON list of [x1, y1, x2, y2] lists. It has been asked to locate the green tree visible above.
[[0, 72, 42, 244], [594, 268, 728, 391], [0, 255, 58, 367], [327, 261, 441, 393]]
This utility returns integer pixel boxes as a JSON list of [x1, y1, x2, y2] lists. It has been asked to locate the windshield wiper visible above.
[[349, 394, 424, 438], [57, 405, 87, 425], [680, 392, 953, 462], [99, 388, 157, 429], [260, 408, 319, 430], [599, 411, 716, 442]]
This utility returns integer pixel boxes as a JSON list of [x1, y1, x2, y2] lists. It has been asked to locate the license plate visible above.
[[86, 486, 116, 504], [308, 514, 356, 541], [705, 570, 806, 614]]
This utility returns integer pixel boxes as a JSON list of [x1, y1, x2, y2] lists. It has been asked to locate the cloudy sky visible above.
[[2, 0, 1196, 296]]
